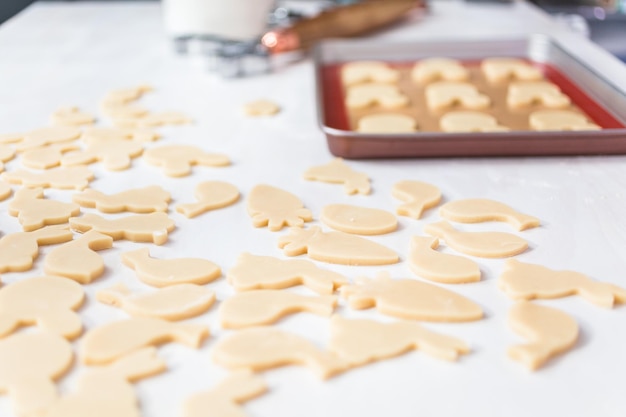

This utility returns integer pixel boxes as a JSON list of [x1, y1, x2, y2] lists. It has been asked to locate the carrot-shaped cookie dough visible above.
[[439, 198, 540, 231], [341, 61, 399, 86], [121, 248, 221, 287], [212, 327, 348, 379], [144, 144, 230, 177], [0, 332, 73, 416], [507, 81, 570, 108], [345, 83, 409, 109], [499, 259, 626, 308], [44, 231, 113, 284], [0, 225, 73, 273], [2, 165, 94, 190], [340, 274, 483, 322], [278, 226, 398, 266], [408, 236, 480, 284], [329, 316, 470, 366], [80, 317, 209, 365], [247, 184, 312, 231], [97, 283, 216, 320], [73, 185, 171, 213], [8, 187, 80, 231], [182, 371, 267, 417], [243, 99, 280, 116], [51, 106, 95, 126], [321, 204, 397, 235], [411, 58, 468, 84], [303, 158, 371, 195], [0, 276, 84, 339], [219, 290, 337, 329], [176, 180, 239, 218], [70, 212, 175, 245], [391, 180, 441, 219], [425, 82, 490, 111], [62, 138, 143, 171], [439, 111, 510, 133], [14, 126, 81, 152], [507, 301, 578, 370], [424, 221, 528, 258], [21, 142, 81, 169], [227, 252, 348, 294], [0, 144, 15, 173], [529, 110, 600, 131], [0, 181, 11, 201], [481, 58, 543, 83]]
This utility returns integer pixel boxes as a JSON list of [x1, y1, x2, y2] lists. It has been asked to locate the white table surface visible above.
[[1, 2, 626, 417]]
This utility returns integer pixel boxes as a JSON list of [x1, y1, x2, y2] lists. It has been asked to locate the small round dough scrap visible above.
[[529, 110, 600, 131], [411, 58, 469, 84], [425, 81, 490, 111], [341, 61, 400, 86], [321, 204, 397, 235], [346, 83, 409, 109], [15, 126, 82, 152], [481, 58, 543, 83], [243, 100, 280, 116], [439, 111, 509, 133], [176, 181, 240, 218], [51, 106, 96, 126], [507, 81, 571, 108], [357, 113, 417, 134]]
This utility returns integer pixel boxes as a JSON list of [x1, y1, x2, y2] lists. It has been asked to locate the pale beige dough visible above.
[[80, 317, 209, 365], [0, 275, 84, 339], [507, 81, 571, 108], [341, 61, 400, 86], [73, 186, 171, 213], [97, 283, 216, 320], [247, 184, 312, 231], [411, 58, 469, 84], [2, 166, 95, 190], [176, 180, 239, 218], [227, 252, 348, 294], [508, 301, 578, 370], [14, 126, 81, 152], [278, 226, 399, 266], [439, 111, 510, 133], [0, 144, 16, 172], [70, 212, 175, 245], [115, 111, 193, 128], [529, 110, 600, 131], [356, 113, 418, 133], [0, 181, 11, 201], [424, 220, 528, 258], [340, 274, 483, 322], [102, 103, 149, 120], [425, 81, 490, 111], [321, 203, 397, 235], [51, 106, 96, 126], [0, 133, 23, 144], [391, 180, 442, 219], [8, 187, 80, 231], [408, 236, 480, 284], [20, 142, 81, 169], [243, 99, 280, 116], [61, 138, 143, 171], [303, 158, 370, 195], [219, 290, 337, 329], [0, 225, 73, 273], [122, 248, 221, 287], [439, 198, 540, 231], [346, 83, 409, 109], [101, 85, 153, 106], [144, 144, 230, 177], [81, 126, 160, 143], [481, 58, 543, 83]]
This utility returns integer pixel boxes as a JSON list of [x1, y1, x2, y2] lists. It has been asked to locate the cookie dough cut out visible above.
[[73, 186, 171, 213], [70, 212, 175, 245], [62, 138, 143, 171], [21, 142, 80, 169], [498, 259, 626, 308], [8, 187, 80, 231], [177, 181, 239, 218], [425, 82, 490, 111], [144, 144, 230, 177], [341, 61, 399, 86], [303, 158, 370, 195], [408, 236, 480, 284], [51, 106, 95, 126], [97, 283, 216, 320], [411, 58, 469, 84], [0, 144, 15, 173], [340, 274, 483, 321], [247, 184, 312, 231], [80, 317, 209, 365], [115, 111, 193, 128], [529, 110, 600, 131], [439, 111, 510, 133], [0, 225, 73, 273], [0, 133, 22, 145], [424, 221, 528, 258], [391, 180, 442, 219], [219, 290, 337, 329], [243, 99, 280, 116], [227, 252, 348, 294], [357, 113, 418, 133], [482, 58, 543, 83], [0, 276, 84, 340], [2, 166, 94, 190], [122, 248, 221, 287], [321, 204, 397, 235], [508, 301, 578, 370], [44, 231, 113, 284], [101, 102, 149, 120], [212, 327, 348, 379], [346, 83, 409, 109], [81, 126, 160, 143], [507, 81, 571, 108], [14, 126, 81, 152], [101, 85, 153, 106], [439, 198, 540, 231], [278, 226, 398, 266], [0, 181, 11, 201]]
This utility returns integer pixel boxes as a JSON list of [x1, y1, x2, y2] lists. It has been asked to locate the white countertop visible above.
[[1, 2, 626, 417]]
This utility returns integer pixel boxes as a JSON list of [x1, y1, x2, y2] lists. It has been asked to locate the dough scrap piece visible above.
[[70, 212, 175, 245], [122, 248, 221, 287], [101, 85, 153, 106], [219, 290, 337, 329], [411, 58, 469, 84], [439, 111, 510, 133], [329, 316, 470, 366], [321, 203, 397, 235], [81, 127, 160, 143], [408, 236, 480, 284], [21, 142, 81, 169], [482, 58, 543, 83], [227, 252, 348, 294], [0, 181, 11, 201], [439, 198, 540, 231], [424, 220, 528, 258], [243, 99, 280, 116], [247, 184, 312, 231], [529, 110, 600, 131], [0, 276, 84, 339], [341, 61, 400, 86], [340, 274, 483, 322], [278, 226, 399, 266], [356, 113, 418, 134], [182, 371, 267, 417], [508, 301, 578, 370], [425, 81, 490, 111], [0, 144, 16, 173], [498, 259, 626, 308], [176, 180, 239, 218], [73, 186, 171, 213], [8, 187, 80, 231], [0, 225, 73, 273], [212, 327, 348, 379], [144, 144, 230, 177], [346, 83, 409, 109], [0, 332, 73, 416], [303, 158, 370, 195], [97, 283, 216, 320], [2, 166, 94, 190], [14, 126, 81, 152], [507, 81, 571, 108], [61, 138, 143, 171], [51, 106, 95, 126], [391, 180, 441, 219], [80, 317, 209, 365]]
